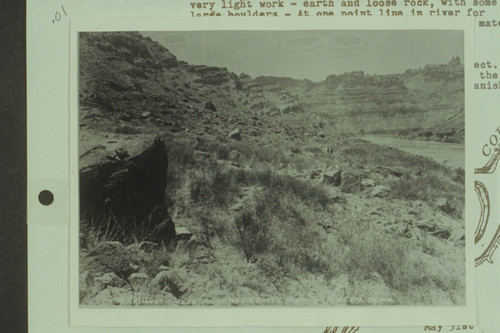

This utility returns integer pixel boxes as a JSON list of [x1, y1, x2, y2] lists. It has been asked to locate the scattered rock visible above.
[[330, 195, 347, 204], [371, 185, 391, 198], [194, 150, 211, 159], [175, 227, 193, 241], [340, 171, 363, 193], [151, 269, 187, 298], [118, 113, 132, 122], [308, 169, 323, 180], [204, 101, 217, 111], [430, 229, 452, 240], [449, 229, 465, 242], [228, 128, 241, 140], [230, 201, 244, 212], [289, 171, 306, 179], [95, 272, 126, 288], [128, 272, 151, 290], [361, 179, 376, 187], [138, 241, 160, 252], [317, 132, 325, 138], [228, 150, 240, 161], [115, 147, 129, 160], [377, 166, 409, 178], [436, 198, 455, 215], [280, 103, 303, 114], [290, 147, 300, 154], [79, 271, 125, 302], [323, 170, 342, 186]]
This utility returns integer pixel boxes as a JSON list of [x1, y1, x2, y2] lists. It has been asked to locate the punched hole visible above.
[[38, 190, 54, 206]]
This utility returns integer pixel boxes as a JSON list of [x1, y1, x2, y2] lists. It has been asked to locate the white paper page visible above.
[[27, 0, 499, 332]]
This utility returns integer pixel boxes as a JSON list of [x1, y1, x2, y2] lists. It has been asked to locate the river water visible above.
[[361, 135, 465, 169]]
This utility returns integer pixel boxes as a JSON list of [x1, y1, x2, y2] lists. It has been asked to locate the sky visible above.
[[141, 30, 464, 82]]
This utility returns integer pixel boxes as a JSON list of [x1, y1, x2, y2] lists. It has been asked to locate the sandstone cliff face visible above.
[[309, 60, 464, 139]]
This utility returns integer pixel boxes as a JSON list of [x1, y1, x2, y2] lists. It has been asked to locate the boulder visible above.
[[323, 170, 342, 186], [175, 227, 194, 241], [371, 185, 391, 198], [430, 229, 452, 240], [361, 179, 376, 187], [228, 128, 242, 140], [138, 241, 160, 252], [128, 272, 151, 290], [151, 269, 187, 298], [308, 169, 323, 180], [94, 272, 126, 288], [290, 147, 300, 154], [204, 101, 217, 111], [436, 198, 455, 215], [377, 166, 409, 178], [280, 103, 303, 114], [79, 271, 125, 302], [80, 134, 173, 241], [340, 171, 363, 193]]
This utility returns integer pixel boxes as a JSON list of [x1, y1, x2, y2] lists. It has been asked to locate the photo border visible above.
[[68, 16, 476, 327]]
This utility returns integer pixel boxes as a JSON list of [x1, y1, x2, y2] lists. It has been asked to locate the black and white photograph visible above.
[[77, 29, 467, 307]]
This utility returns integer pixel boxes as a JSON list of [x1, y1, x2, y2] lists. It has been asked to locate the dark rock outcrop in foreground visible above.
[[79, 132, 174, 243]]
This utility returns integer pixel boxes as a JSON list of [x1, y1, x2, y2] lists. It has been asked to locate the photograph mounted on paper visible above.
[[77, 29, 467, 307]]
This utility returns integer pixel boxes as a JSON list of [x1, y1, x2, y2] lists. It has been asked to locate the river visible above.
[[361, 135, 465, 169]]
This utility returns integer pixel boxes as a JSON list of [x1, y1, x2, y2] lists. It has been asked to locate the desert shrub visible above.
[[235, 206, 270, 261], [167, 140, 196, 168], [80, 206, 171, 249], [341, 230, 413, 291], [189, 171, 211, 204], [188, 162, 329, 209], [389, 173, 464, 218], [214, 144, 231, 160], [80, 213, 123, 251], [253, 146, 279, 164], [189, 162, 239, 207], [235, 189, 328, 278], [134, 249, 171, 278], [80, 210, 159, 248], [253, 167, 273, 185], [251, 170, 330, 208]]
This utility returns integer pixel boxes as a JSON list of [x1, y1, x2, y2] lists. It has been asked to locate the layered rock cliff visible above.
[[79, 31, 464, 144]]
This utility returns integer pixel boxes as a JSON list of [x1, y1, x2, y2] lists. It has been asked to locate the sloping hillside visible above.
[[78, 32, 466, 307]]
